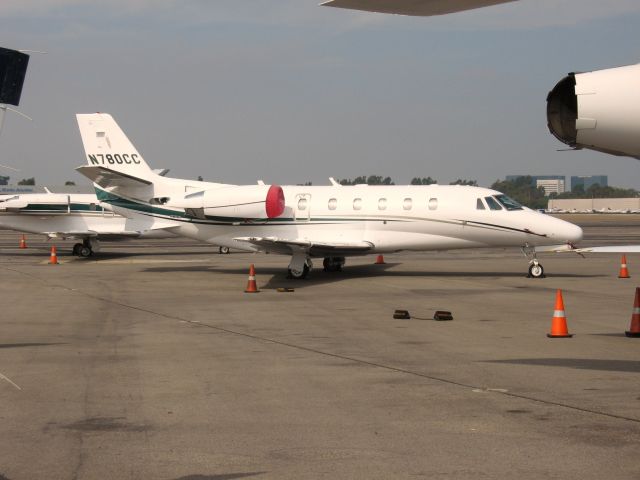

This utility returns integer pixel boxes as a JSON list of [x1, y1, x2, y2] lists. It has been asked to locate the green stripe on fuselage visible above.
[[19, 203, 106, 212], [94, 187, 414, 226]]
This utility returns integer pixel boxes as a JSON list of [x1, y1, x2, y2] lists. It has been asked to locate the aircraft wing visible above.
[[234, 236, 374, 257], [45, 230, 145, 240], [535, 244, 640, 254], [571, 245, 640, 254], [45, 220, 179, 241], [320, 0, 515, 16]]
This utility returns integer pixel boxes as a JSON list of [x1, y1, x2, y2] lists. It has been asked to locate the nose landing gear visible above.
[[522, 245, 546, 278], [527, 260, 545, 278]]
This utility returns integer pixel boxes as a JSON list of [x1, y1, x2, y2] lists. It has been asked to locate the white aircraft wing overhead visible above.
[[235, 236, 374, 257], [572, 245, 640, 253], [320, 0, 515, 16]]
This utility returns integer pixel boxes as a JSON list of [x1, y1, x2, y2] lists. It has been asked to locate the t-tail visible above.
[[75, 113, 159, 199]]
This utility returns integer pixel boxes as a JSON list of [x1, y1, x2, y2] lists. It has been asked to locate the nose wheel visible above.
[[523, 245, 546, 278], [528, 261, 545, 278]]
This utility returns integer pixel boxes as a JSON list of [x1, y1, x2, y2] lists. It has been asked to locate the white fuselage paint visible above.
[[103, 182, 583, 256]]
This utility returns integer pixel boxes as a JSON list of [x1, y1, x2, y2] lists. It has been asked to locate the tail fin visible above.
[[76, 113, 157, 191]]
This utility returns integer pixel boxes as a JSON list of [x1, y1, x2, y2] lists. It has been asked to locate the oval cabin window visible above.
[[403, 198, 412, 210], [298, 198, 308, 210], [378, 198, 387, 210], [328, 198, 337, 210], [353, 198, 362, 210], [428, 198, 438, 210]]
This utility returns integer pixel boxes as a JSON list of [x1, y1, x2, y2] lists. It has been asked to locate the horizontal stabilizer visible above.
[[320, 0, 514, 16], [235, 236, 374, 256], [76, 165, 152, 189]]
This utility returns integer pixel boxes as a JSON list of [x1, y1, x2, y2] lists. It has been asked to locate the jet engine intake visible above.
[[547, 64, 640, 159]]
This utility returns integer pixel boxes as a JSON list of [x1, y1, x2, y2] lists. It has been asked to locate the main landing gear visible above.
[[523, 245, 545, 278], [72, 238, 100, 258], [323, 257, 345, 272], [287, 256, 347, 279], [288, 253, 313, 279], [218, 246, 230, 254]]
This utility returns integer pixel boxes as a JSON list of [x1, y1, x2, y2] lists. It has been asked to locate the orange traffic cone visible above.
[[48, 246, 59, 265], [375, 254, 386, 265], [625, 287, 640, 337], [244, 264, 259, 293], [618, 255, 630, 278], [19, 235, 27, 249], [547, 289, 572, 338]]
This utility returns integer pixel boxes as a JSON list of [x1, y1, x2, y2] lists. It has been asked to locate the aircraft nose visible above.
[[553, 219, 583, 243]]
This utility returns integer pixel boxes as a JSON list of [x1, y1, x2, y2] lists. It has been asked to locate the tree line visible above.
[[336, 175, 477, 186]]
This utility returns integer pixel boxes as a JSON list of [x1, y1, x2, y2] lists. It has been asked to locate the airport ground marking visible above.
[[2, 264, 640, 425], [0, 371, 22, 390]]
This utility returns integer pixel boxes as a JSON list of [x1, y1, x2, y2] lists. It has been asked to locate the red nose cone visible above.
[[265, 185, 285, 218]]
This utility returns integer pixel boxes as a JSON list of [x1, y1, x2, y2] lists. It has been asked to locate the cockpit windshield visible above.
[[494, 194, 523, 211], [484, 196, 503, 210]]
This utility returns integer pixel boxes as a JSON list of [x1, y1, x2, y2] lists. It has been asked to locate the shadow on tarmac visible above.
[[172, 473, 266, 480], [0, 342, 66, 349], [486, 358, 640, 373], [140, 263, 603, 289]]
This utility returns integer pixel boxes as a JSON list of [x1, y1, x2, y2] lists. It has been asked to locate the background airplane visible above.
[[0, 191, 177, 256], [75, 113, 582, 279]]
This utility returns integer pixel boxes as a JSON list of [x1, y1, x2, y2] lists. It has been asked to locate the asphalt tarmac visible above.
[[0, 216, 639, 479]]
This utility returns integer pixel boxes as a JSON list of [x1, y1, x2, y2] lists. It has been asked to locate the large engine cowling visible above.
[[175, 184, 285, 220], [546, 63, 640, 159]]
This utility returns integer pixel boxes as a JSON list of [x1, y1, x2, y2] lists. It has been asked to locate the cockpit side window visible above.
[[484, 196, 503, 210], [494, 194, 523, 211], [476, 198, 486, 210]]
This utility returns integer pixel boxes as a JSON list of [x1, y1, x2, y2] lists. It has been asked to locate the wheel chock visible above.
[[277, 288, 295, 293], [433, 310, 453, 321], [393, 309, 411, 319]]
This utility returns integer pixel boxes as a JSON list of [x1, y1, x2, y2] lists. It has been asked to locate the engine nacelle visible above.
[[176, 184, 285, 220], [547, 64, 640, 159]]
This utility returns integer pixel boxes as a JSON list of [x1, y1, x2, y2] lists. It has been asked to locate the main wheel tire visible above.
[[288, 264, 309, 279], [528, 263, 545, 278], [79, 246, 92, 258], [72, 243, 83, 256], [219, 246, 230, 254]]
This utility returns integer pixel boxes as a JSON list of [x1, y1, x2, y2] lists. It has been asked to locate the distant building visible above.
[[571, 175, 608, 191], [506, 175, 566, 196], [536, 179, 565, 196], [0, 185, 93, 194]]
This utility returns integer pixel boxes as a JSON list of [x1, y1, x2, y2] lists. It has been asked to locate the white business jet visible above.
[[0, 191, 177, 256], [75, 113, 582, 278]]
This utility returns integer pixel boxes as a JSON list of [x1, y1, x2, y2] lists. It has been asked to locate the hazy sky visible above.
[[1, 0, 640, 188]]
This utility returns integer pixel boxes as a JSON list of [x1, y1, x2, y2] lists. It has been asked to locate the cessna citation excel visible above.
[[75, 113, 582, 279], [0, 191, 176, 256]]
